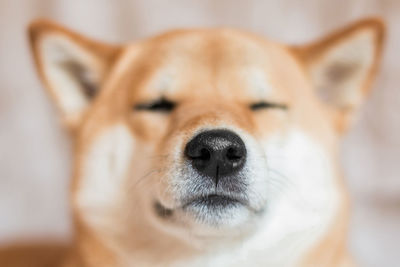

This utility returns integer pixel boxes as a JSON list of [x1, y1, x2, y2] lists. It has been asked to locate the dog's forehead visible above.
[[118, 29, 303, 101]]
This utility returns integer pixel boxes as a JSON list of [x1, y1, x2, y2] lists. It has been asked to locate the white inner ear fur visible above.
[[40, 34, 104, 123], [309, 30, 375, 109]]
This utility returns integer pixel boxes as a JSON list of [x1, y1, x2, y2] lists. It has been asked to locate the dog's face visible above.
[[29, 19, 384, 252]]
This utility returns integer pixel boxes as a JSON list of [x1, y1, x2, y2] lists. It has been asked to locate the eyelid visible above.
[[250, 101, 288, 111], [134, 98, 176, 112]]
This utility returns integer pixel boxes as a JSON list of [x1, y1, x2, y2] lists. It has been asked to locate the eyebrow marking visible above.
[[244, 67, 274, 96]]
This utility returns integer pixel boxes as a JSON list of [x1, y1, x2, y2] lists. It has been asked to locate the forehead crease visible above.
[[213, 39, 278, 98], [125, 30, 285, 98], [125, 40, 216, 96], [119, 46, 179, 98]]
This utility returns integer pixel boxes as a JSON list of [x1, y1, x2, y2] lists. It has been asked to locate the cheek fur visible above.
[[75, 124, 135, 218], [256, 129, 340, 247]]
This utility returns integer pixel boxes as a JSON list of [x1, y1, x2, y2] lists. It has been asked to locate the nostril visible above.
[[199, 148, 211, 161], [226, 147, 243, 161], [186, 147, 211, 161], [186, 146, 212, 171]]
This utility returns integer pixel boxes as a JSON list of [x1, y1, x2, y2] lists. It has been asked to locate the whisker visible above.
[[128, 168, 165, 191]]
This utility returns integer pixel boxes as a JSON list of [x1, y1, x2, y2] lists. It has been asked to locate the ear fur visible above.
[[293, 18, 385, 132], [28, 19, 121, 128]]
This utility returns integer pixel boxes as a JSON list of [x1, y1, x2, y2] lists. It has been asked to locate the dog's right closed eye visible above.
[[134, 98, 176, 112]]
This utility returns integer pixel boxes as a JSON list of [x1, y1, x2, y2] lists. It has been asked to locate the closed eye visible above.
[[250, 101, 288, 111], [134, 98, 176, 112]]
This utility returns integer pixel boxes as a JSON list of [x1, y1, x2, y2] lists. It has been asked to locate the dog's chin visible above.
[[154, 194, 257, 229], [182, 195, 252, 227]]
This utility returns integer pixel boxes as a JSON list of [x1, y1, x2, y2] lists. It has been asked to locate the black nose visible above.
[[184, 129, 247, 184]]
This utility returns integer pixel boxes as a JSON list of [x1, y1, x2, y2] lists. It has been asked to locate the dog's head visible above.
[[28, 19, 384, 248]]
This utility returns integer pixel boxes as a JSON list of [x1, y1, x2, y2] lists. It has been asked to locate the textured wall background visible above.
[[0, 0, 398, 266]]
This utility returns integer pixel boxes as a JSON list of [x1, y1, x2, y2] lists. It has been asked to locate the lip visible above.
[[182, 194, 247, 210]]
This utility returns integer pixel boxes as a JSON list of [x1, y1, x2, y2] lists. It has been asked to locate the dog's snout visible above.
[[184, 130, 246, 183]]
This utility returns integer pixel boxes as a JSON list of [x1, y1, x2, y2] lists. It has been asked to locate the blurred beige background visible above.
[[0, 0, 399, 266]]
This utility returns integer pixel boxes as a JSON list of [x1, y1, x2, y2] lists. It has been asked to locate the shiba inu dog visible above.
[[0, 17, 384, 267]]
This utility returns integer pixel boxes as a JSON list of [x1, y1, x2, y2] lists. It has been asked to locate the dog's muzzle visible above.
[[154, 129, 264, 225]]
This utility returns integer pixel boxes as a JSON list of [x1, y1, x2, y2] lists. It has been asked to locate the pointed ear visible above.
[[293, 18, 385, 131], [28, 19, 121, 128]]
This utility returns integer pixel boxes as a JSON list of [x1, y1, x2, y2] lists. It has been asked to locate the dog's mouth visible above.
[[154, 194, 249, 221], [182, 194, 246, 210]]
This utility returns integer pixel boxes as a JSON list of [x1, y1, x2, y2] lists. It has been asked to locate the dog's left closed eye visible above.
[[250, 101, 288, 111]]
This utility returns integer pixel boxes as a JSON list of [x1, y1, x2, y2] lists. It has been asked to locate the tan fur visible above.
[[0, 18, 384, 266]]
